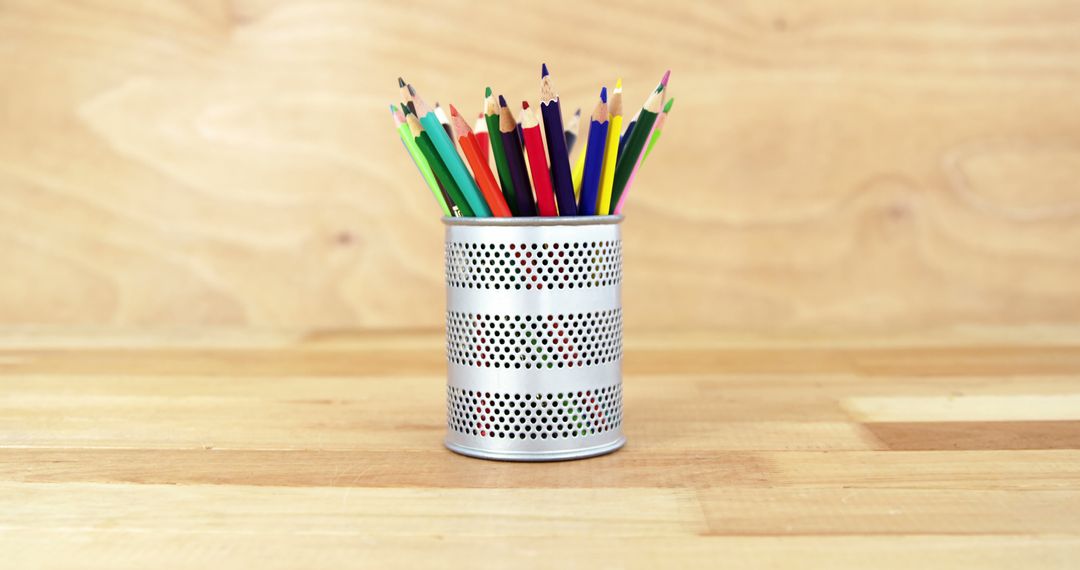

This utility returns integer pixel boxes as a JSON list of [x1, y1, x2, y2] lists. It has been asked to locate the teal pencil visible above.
[[412, 93, 491, 217]]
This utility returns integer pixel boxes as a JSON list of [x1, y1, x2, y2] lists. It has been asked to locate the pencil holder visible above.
[[443, 215, 625, 461]]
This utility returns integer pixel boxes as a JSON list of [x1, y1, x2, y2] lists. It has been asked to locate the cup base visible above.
[[444, 436, 626, 462]]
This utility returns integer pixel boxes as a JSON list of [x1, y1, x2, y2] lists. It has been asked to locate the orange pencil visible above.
[[448, 104, 511, 217]]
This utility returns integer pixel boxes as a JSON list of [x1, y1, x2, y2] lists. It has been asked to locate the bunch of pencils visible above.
[[390, 65, 673, 217]]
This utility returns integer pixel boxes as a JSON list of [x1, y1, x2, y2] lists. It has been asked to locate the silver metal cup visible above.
[[443, 215, 625, 461]]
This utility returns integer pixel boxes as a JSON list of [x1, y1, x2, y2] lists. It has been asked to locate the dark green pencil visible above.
[[407, 113, 474, 217], [484, 88, 517, 215]]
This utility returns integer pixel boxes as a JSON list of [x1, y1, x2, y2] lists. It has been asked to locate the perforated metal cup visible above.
[[443, 215, 625, 461]]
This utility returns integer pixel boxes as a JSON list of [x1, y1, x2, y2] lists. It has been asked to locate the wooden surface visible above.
[[4, 329, 1080, 568], [2, 1, 1080, 331]]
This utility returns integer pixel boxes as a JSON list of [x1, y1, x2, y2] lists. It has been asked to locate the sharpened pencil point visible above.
[[448, 103, 460, 117], [485, 86, 492, 97], [574, 108, 581, 117], [600, 87, 607, 103], [398, 77, 405, 88], [615, 78, 622, 90], [407, 84, 416, 96], [390, 104, 396, 113], [664, 97, 675, 113], [522, 101, 530, 110], [541, 63, 549, 77], [661, 70, 671, 86], [498, 94, 507, 107]]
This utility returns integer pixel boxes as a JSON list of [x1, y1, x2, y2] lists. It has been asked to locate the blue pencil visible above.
[[577, 87, 610, 216], [412, 93, 492, 217]]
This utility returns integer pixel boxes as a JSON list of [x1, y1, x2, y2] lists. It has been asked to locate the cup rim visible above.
[[442, 215, 623, 227]]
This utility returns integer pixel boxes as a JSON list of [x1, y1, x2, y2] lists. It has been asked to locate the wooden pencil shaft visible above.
[[486, 112, 517, 215], [500, 128, 536, 216], [540, 99, 577, 216], [521, 110, 558, 217], [415, 131, 474, 217], [415, 97, 490, 216], [578, 118, 609, 215]]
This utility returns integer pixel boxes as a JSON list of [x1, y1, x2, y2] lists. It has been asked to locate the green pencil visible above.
[[610, 84, 664, 208], [407, 113, 474, 217], [484, 88, 517, 215], [641, 97, 674, 164], [392, 105, 451, 216]]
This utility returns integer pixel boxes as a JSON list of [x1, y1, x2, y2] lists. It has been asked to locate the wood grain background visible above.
[[2, 0, 1079, 332]]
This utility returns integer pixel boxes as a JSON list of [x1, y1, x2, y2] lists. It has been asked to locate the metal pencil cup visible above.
[[443, 215, 625, 461]]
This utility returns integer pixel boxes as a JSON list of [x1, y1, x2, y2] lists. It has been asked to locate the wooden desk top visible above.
[[4, 329, 1079, 568]]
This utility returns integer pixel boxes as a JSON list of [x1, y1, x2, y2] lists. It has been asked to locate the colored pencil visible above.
[[577, 87, 609, 216], [498, 96, 537, 216], [449, 104, 511, 217], [398, 77, 413, 107], [412, 91, 491, 216], [618, 110, 638, 160], [520, 101, 558, 217], [392, 104, 451, 216], [596, 78, 623, 215], [473, 113, 490, 161], [616, 96, 673, 215], [485, 88, 518, 214], [571, 123, 589, 199], [610, 79, 665, 209], [617, 71, 667, 161], [564, 108, 581, 155], [407, 113, 472, 217], [434, 103, 454, 140], [642, 97, 674, 164], [403, 102, 458, 214], [539, 63, 577, 216]]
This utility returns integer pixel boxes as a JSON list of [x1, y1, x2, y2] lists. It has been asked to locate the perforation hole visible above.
[[447, 384, 623, 439], [445, 240, 622, 290], [447, 309, 622, 369]]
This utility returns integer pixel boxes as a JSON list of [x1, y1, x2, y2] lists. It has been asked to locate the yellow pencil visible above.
[[596, 78, 623, 215]]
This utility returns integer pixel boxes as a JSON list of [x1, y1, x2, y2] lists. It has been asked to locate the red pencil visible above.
[[474, 113, 490, 162], [520, 101, 558, 216], [448, 104, 511, 217]]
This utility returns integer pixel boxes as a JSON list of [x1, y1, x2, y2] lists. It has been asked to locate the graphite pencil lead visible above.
[[407, 83, 416, 97], [397, 77, 406, 88]]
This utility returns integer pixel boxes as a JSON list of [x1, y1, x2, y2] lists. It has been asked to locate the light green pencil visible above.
[[641, 97, 674, 164], [392, 104, 451, 216]]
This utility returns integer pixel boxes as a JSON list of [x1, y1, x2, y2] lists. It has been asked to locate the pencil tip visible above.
[[389, 104, 396, 113], [485, 86, 492, 97], [522, 100, 530, 110], [664, 97, 675, 113], [448, 103, 459, 116], [661, 70, 671, 86], [498, 94, 507, 107], [575, 108, 581, 116], [615, 78, 622, 90], [434, 101, 440, 108], [600, 87, 607, 103], [397, 77, 405, 88], [541, 63, 549, 77], [407, 83, 416, 96]]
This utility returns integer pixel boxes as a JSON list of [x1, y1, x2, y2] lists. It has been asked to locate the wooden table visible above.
[[4, 329, 1080, 568]]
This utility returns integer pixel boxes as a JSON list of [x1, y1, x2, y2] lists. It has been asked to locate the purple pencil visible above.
[[498, 96, 536, 216], [539, 64, 577, 216]]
